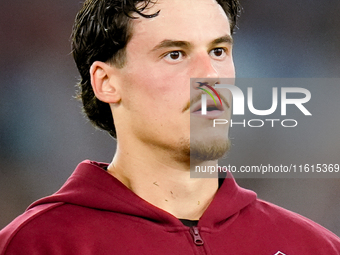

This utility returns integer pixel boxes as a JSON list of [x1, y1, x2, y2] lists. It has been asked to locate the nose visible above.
[[195, 53, 219, 78], [190, 54, 220, 90]]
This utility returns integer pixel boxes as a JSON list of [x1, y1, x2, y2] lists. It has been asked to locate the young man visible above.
[[0, 0, 339, 254]]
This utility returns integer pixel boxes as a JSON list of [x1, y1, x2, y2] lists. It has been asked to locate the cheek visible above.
[[121, 48, 192, 112], [213, 59, 235, 77], [120, 71, 187, 121], [127, 64, 189, 102]]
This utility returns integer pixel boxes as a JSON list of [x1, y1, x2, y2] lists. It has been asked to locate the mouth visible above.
[[191, 99, 225, 118]]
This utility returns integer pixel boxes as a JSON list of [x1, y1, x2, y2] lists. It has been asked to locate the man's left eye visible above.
[[209, 48, 227, 59]]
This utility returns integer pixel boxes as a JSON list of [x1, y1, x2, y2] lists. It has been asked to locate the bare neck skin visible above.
[[107, 138, 219, 220]]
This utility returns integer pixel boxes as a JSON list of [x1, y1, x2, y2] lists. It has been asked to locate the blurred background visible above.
[[1, 0, 340, 235]]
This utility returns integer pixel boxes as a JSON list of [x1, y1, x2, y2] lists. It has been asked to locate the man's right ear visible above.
[[90, 61, 121, 104]]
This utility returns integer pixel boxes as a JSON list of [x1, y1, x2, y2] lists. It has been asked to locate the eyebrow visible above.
[[150, 35, 233, 53], [208, 35, 234, 48], [150, 40, 192, 52]]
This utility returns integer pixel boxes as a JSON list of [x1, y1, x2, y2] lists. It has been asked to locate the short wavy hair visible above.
[[71, 0, 241, 138]]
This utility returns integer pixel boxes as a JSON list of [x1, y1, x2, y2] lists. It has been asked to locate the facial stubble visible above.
[[190, 138, 231, 161], [179, 135, 231, 162]]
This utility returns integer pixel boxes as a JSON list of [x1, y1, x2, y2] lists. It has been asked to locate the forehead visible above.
[[130, 0, 231, 44]]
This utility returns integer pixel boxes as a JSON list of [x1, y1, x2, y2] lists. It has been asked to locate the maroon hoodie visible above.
[[1, 160, 340, 254]]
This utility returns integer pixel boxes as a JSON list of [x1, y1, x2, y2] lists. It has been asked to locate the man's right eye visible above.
[[163, 51, 185, 63]]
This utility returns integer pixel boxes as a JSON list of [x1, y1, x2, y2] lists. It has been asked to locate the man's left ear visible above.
[[90, 61, 121, 104]]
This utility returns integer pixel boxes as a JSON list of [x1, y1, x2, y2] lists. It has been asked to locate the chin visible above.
[[190, 138, 231, 161]]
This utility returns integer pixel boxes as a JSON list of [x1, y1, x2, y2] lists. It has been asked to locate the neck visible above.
[[107, 140, 219, 220]]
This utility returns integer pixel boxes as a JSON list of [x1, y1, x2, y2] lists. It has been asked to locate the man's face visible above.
[[114, 0, 235, 161]]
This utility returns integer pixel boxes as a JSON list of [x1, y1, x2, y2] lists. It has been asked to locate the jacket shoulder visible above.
[[250, 199, 340, 253], [0, 202, 64, 255]]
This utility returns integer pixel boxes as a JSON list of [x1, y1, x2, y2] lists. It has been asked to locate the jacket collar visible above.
[[29, 160, 257, 229]]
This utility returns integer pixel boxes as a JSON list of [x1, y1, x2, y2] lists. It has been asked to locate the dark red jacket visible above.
[[1, 160, 340, 254]]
